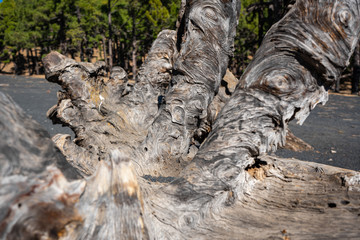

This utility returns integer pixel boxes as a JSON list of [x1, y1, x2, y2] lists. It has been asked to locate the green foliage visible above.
[[230, 0, 259, 75], [145, 0, 170, 39], [230, 0, 293, 76], [0, 0, 286, 75]]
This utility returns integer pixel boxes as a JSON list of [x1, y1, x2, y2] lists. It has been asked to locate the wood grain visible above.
[[1, 0, 360, 239]]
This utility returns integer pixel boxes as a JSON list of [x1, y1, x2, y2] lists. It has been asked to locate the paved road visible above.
[[276, 94, 360, 171], [0, 75, 73, 137], [1, 74, 359, 171]]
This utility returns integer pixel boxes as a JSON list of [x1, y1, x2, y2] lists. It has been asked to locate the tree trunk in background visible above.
[[29, 48, 34, 74], [102, 34, 108, 67], [26, 49, 31, 75], [34, 48, 39, 75], [258, 0, 265, 45], [76, 6, 85, 62], [80, 41, 85, 62], [131, 10, 137, 79], [99, 42, 103, 59], [352, 41, 360, 94], [1, 0, 360, 239], [108, 0, 113, 71], [12, 50, 18, 75], [122, 42, 128, 70], [115, 34, 119, 65]]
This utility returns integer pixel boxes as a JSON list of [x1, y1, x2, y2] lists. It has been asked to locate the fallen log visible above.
[[1, 0, 360, 239]]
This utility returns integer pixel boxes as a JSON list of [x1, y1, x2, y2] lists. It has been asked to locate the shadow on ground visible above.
[[1, 74, 359, 171]]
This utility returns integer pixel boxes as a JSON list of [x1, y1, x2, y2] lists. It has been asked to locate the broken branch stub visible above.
[[139, 0, 242, 176], [43, 30, 177, 176]]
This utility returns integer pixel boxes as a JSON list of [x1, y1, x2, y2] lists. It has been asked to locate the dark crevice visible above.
[[189, 19, 206, 35], [328, 203, 337, 208], [142, 175, 176, 183], [157, 95, 165, 109], [288, 107, 301, 122], [176, 1, 190, 52], [294, 51, 331, 88], [245, 158, 269, 180], [245, 158, 268, 171], [221, 79, 232, 96]]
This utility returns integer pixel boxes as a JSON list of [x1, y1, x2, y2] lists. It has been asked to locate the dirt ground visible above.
[[0, 74, 359, 171]]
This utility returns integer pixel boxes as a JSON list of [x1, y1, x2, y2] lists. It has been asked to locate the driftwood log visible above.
[[1, 0, 360, 239]]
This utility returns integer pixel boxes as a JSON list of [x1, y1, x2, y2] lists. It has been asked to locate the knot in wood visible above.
[[203, 7, 218, 23], [179, 213, 199, 228], [339, 10, 351, 27], [171, 106, 186, 124]]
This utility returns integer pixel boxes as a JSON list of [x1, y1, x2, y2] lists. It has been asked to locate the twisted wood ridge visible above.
[[1, 0, 360, 239]]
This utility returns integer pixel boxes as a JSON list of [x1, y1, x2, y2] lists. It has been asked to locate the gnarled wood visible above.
[[138, 0, 242, 176], [44, 30, 177, 176], [0, 91, 80, 180], [0, 93, 147, 239], [143, 0, 360, 238], [44, 0, 242, 177], [1, 0, 360, 239]]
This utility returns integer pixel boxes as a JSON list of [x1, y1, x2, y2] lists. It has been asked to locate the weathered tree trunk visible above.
[[1, 0, 360, 239]]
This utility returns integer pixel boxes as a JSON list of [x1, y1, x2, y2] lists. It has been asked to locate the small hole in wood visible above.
[[50, 228, 58, 238], [18, 203, 22, 208], [328, 203, 337, 208], [341, 200, 350, 205], [144, 147, 148, 152]]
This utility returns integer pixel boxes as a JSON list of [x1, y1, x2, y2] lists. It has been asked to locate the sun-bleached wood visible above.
[[1, 0, 360, 239]]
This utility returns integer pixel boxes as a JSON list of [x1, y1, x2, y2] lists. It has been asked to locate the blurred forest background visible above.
[[0, 0, 357, 90], [0, 0, 298, 78]]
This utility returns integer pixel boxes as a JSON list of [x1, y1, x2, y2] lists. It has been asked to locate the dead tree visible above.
[[1, 0, 360, 239]]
